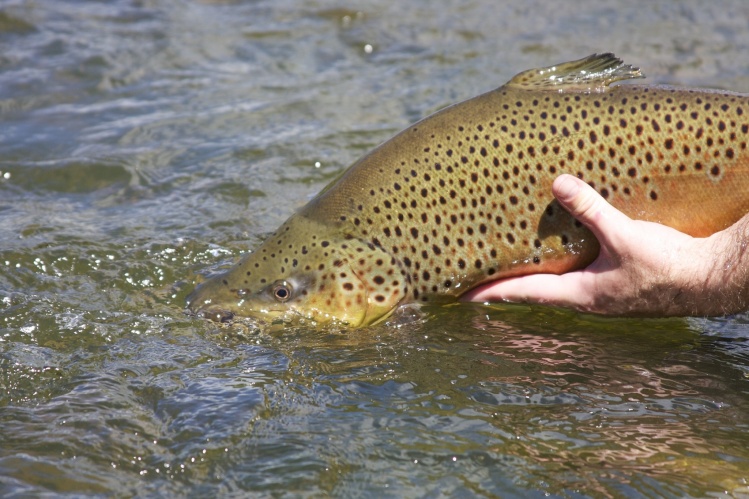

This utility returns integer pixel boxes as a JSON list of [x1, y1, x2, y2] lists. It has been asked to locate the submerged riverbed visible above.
[[2, 0, 749, 496]]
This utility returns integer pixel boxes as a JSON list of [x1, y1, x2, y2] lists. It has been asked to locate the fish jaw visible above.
[[186, 215, 409, 327], [185, 272, 243, 323], [186, 264, 371, 326], [186, 262, 370, 327]]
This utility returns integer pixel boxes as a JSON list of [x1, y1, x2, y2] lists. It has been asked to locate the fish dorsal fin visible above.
[[507, 53, 644, 93]]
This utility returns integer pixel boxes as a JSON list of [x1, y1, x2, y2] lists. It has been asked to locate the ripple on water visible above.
[[4, 158, 132, 195]]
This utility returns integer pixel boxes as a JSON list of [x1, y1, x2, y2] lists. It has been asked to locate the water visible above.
[[2, 0, 749, 496]]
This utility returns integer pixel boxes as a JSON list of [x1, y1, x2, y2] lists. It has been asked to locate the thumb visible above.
[[552, 174, 632, 245]]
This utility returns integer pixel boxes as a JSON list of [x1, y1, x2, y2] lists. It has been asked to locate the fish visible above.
[[187, 53, 749, 327]]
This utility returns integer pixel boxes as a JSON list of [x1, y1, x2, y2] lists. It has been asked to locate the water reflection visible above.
[[165, 305, 739, 495]]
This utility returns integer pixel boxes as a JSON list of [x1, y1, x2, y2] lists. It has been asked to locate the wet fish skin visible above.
[[187, 53, 749, 327]]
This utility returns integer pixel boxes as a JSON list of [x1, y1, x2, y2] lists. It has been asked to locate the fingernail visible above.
[[554, 175, 580, 203]]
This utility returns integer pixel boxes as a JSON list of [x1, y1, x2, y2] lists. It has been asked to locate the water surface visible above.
[[2, 0, 749, 496]]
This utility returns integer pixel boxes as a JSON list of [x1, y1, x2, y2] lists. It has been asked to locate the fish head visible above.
[[187, 215, 409, 327]]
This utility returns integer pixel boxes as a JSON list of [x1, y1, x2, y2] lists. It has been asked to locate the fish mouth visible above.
[[188, 305, 235, 323], [186, 287, 284, 325], [186, 285, 235, 323]]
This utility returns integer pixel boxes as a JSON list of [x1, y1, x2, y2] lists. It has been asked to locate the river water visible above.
[[2, 0, 749, 496]]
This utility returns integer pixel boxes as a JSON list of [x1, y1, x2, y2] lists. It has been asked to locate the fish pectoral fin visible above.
[[506, 53, 644, 93]]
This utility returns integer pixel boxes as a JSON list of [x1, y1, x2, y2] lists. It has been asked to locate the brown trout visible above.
[[187, 53, 749, 327]]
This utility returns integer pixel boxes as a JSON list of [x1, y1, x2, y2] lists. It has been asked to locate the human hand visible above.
[[464, 174, 749, 317]]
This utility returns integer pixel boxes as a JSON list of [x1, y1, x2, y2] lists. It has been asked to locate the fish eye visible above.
[[272, 282, 292, 302]]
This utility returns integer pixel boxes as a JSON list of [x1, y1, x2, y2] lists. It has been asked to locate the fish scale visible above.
[[187, 53, 749, 327]]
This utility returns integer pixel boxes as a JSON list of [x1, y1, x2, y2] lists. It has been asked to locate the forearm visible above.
[[701, 212, 749, 315]]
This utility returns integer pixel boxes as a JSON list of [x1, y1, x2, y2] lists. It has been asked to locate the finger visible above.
[[552, 174, 633, 247], [462, 272, 592, 309]]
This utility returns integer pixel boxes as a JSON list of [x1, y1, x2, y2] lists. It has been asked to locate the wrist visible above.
[[701, 216, 749, 315]]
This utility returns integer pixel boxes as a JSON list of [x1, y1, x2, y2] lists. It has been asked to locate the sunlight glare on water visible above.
[[1, 0, 749, 496]]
